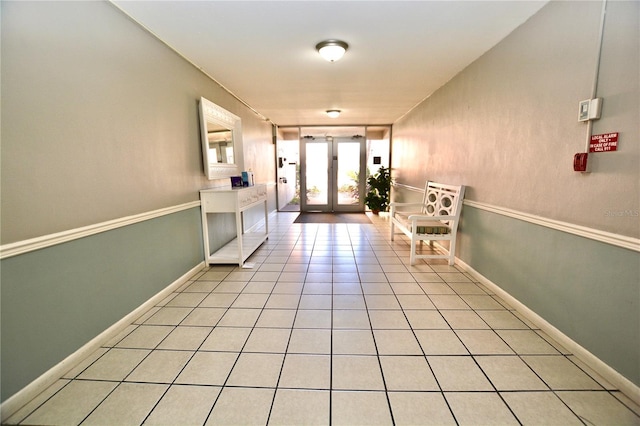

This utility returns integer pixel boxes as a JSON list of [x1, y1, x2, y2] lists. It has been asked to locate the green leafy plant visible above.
[[364, 166, 392, 214]]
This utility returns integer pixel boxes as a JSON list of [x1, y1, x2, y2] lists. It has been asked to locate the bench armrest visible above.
[[390, 202, 425, 215], [389, 202, 424, 207], [408, 214, 457, 222]]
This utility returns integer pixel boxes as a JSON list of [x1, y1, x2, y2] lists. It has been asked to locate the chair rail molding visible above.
[[0, 201, 202, 260], [392, 183, 640, 252]]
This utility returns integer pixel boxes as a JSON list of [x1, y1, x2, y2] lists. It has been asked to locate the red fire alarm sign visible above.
[[590, 132, 619, 152]]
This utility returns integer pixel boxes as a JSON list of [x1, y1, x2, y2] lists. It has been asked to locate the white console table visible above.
[[200, 185, 268, 266]]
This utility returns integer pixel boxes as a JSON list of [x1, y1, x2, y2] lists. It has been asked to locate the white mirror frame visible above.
[[199, 97, 242, 180]]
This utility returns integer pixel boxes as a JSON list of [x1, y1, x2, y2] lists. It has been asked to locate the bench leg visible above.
[[448, 237, 456, 266], [390, 221, 395, 241], [410, 233, 417, 265]]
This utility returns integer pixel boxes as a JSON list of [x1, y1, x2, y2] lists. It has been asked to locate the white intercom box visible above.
[[578, 98, 602, 122]]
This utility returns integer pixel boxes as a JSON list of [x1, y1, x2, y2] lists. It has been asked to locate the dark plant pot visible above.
[[371, 210, 380, 215]]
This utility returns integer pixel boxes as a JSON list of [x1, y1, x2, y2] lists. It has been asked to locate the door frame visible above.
[[300, 136, 366, 213]]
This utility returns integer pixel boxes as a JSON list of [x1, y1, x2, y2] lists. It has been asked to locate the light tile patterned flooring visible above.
[[7, 212, 640, 425]]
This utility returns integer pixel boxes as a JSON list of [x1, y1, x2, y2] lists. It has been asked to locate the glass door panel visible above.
[[334, 138, 365, 212], [301, 140, 331, 212]]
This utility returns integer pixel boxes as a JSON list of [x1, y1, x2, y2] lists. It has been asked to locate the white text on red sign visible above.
[[590, 132, 619, 153]]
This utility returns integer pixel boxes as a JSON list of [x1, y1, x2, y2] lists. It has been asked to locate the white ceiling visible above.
[[113, 1, 547, 127]]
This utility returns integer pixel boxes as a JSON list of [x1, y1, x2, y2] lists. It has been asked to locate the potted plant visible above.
[[364, 166, 392, 214]]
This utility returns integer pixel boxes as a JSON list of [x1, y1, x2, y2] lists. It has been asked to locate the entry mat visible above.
[[293, 212, 372, 224]]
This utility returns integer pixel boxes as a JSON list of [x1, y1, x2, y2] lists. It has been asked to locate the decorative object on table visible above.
[[230, 176, 244, 188], [241, 171, 254, 187]]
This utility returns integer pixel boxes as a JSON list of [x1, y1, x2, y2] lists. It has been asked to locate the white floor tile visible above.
[[388, 392, 456, 425], [374, 329, 423, 355], [365, 294, 401, 310], [396, 294, 436, 310], [476, 310, 528, 329], [441, 310, 490, 331], [497, 329, 561, 354], [225, 353, 284, 387], [278, 354, 331, 389], [21, 381, 117, 425], [333, 329, 377, 355], [78, 348, 150, 381], [380, 356, 439, 391], [269, 389, 330, 425], [143, 307, 192, 325], [427, 356, 494, 391], [333, 294, 366, 309], [217, 308, 261, 327], [332, 391, 393, 425], [332, 355, 385, 390], [287, 328, 332, 354], [144, 385, 220, 425], [455, 329, 515, 354], [294, 309, 332, 328], [205, 387, 274, 426], [555, 391, 640, 425], [405, 310, 450, 329], [475, 355, 548, 391], [255, 308, 297, 328], [157, 326, 212, 350], [445, 391, 519, 425], [415, 329, 469, 355], [243, 327, 291, 353], [82, 382, 168, 425], [175, 352, 238, 386], [180, 307, 226, 326], [501, 391, 583, 425], [522, 355, 603, 390], [369, 310, 411, 329], [125, 350, 192, 384], [199, 327, 251, 351]]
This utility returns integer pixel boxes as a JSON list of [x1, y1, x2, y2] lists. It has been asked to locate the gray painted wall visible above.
[[1, 1, 274, 401], [392, 1, 639, 386], [458, 205, 639, 386], [1, 208, 203, 401]]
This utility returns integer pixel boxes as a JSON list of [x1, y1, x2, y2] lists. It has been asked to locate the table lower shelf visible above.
[[206, 232, 268, 265]]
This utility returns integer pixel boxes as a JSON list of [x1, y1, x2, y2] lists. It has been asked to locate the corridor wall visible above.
[[0, 1, 274, 402], [392, 0, 639, 389]]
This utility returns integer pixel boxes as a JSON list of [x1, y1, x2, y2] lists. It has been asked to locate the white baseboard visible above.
[[0, 261, 205, 423], [455, 257, 640, 405]]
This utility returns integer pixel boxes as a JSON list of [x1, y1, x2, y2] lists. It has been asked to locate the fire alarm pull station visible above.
[[578, 98, 602, 122], [573, 153, 590, 173]]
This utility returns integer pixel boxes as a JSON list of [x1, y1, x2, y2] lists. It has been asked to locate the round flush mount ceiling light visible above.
[[326, 109, 341, 118], [316, 40, 348, 62]]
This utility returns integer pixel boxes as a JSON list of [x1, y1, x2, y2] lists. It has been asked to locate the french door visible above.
[[300, 136, 366, 212]]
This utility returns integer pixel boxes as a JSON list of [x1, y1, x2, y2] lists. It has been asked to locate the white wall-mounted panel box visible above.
[[578, 98, 602, 122]]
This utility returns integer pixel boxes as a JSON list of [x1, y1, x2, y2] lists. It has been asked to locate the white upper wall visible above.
[[0, 1, 274, 244]]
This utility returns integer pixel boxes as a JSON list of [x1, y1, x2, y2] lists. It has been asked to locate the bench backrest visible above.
[[421, 182, 465, 226]]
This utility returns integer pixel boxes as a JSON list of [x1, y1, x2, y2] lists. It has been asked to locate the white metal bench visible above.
[[390, 182, 465, 265]]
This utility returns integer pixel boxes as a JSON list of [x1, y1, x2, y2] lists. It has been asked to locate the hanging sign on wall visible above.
[[590, 132, 619, 152]]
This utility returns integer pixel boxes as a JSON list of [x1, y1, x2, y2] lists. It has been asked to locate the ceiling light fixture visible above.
[[326, 109, 341, 118], [316, 40, 348, 62]]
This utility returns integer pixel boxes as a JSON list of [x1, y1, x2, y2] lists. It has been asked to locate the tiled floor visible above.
[[7, 212, 640, 425]]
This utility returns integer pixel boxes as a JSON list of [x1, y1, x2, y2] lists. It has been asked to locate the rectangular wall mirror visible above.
[[199, 97, 242, 179]]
